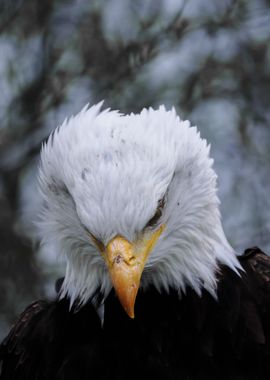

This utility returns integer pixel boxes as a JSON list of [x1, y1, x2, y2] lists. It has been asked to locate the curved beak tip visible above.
[[126, 308, 135, 319], [116, 284, 138, 319]]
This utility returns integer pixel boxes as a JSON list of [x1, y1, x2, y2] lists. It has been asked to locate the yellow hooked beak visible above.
[[92, 225, 164, 318]]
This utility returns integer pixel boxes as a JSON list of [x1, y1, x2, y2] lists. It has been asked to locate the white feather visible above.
[[37, 103, 241, 306]]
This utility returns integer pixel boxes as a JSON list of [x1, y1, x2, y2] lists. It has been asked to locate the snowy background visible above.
[[0, 0, 270, 339]]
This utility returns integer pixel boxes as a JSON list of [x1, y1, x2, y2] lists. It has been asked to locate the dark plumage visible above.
[[1, 247, 270, 380]]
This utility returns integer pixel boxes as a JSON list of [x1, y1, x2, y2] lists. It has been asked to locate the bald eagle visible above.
[[1, 103, 270, 380]]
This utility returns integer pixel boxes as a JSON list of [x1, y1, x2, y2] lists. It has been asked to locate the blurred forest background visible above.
[[0, 0, 270, 339]]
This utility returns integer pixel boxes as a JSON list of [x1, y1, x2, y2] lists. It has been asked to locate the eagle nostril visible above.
[[114, 254, 123, 264]]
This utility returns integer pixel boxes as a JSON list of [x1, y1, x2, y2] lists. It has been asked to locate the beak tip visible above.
[[128, 312, 135, 319], [123, 302, 135, 319]]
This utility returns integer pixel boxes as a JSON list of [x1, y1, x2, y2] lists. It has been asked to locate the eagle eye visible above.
[[145, 197, 165, 229]]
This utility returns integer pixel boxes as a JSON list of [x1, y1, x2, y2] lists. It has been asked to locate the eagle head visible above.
[[38, 103, 240, 317]]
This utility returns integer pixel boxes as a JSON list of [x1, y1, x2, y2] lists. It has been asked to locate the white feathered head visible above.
[[38, 103, 240, 317]]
